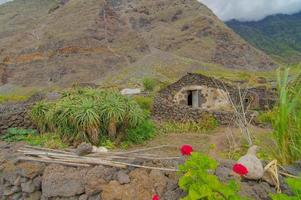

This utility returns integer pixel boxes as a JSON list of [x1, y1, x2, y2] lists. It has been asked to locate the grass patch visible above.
[[0, 128, 66, 149], [158, 116, 218, 135], [0, 95, 28, 104]]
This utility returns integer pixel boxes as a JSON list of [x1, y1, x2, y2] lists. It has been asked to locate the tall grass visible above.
[[272, 68, 301, 164]]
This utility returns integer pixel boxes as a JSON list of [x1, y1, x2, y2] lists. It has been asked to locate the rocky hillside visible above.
[[0, 0, 275, 89], [227, 11, 301, 64]]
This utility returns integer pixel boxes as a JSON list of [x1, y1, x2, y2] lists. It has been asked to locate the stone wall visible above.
[[0, 142, 293, 200], [0, 103, 36, 134]]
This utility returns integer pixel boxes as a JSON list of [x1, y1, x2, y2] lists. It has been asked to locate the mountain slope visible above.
[[0, 0, 275, 89], [226, 11, 301, 64]]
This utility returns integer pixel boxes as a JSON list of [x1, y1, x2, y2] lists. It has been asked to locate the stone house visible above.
[[152, 73, 276, 124]]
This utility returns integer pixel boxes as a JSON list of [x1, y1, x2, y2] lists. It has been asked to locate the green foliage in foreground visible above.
[[0, 128, 66, 149], [179, 153, 246, 200], [272, 69, 301, 164], [271, 176, 301, 200], [159, 116, 218, 135], [30, 88, 153, 145]]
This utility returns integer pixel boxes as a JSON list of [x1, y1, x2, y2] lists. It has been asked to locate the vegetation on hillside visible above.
[[226, 12, 301, 63], [30, 88, 154, 146]]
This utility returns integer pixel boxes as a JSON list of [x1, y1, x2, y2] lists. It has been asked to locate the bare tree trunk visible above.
[[88, 128, 99, 145], [108, 120, 117, 140]]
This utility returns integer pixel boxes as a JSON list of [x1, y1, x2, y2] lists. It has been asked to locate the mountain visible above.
[[226, 11, 301, 64], [0, 0, 275, 90]]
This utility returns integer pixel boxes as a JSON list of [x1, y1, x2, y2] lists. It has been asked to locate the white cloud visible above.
[[0, 0, 13, 5], [200, 0, 301, 21]]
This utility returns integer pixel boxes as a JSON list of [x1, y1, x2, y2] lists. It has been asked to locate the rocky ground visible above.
[[0, 141, 300, 200]]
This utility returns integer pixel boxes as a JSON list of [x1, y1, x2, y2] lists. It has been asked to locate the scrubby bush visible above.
[[256, 110, 276, 124], [30, 88, 153, 145], [179, 152, 246, 200], [133, 96, 153, 111], [143, 78, 157, 92]]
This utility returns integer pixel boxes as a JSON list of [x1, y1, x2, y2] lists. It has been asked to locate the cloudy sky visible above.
[[1, 0, 301, 21], [0, 0, 11, 4], [200, 0, 301, 21]]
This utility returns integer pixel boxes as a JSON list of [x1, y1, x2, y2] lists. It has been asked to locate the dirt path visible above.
[[128, 125, 272, 159]]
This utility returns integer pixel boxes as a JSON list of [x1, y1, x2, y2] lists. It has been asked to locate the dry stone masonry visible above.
[[0, 142, 298, 200], [153, 73, 276, 124]]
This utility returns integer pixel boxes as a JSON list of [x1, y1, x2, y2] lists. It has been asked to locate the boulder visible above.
[[17, 162, 45, 179], [21, 180, 35, 193], [42, 164, 86, 197], [116, 171, 130, 185], [75, 143, 93, 156], [24, 191, 42, 200]]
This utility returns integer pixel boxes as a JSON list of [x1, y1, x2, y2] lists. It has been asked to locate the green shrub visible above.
[[0, 128, 38, 142], [133, 96, 153, 111], [271, 68, 301, 164], [142, 78, 157, 92], [179, 152, 246, 200], [0, 128, 66, 149], [257, 110, 276, 124], [270, 176, 301, 199], [26, 133, 67, 149], [125, 119, 156, 144], [30, 88, 148, 145]]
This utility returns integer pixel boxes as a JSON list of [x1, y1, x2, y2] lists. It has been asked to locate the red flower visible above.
[[233, 163, 248, 176], [152, 195, 160, 200], [181, 145, 193, 156]]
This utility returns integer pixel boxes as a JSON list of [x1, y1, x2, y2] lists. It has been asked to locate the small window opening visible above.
[[187, 90, 199, 108], [188, 91, 193, 106]]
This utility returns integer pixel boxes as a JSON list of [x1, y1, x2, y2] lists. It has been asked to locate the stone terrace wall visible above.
[[0, 103, 36, 134], [153, 97, 234, 125], [0, 142, 290, 200]]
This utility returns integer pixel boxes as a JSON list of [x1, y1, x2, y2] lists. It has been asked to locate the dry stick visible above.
[[44, 157, 127, 168], [20, 149, 180, 161], [115, 145, 177, 155], [88, 154, 181, 161], [18, 156, 90, 167], [23, 146, 75, 155]]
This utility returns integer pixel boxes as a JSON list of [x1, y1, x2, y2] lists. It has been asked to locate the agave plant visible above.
[[71, 97, 101, 145], [30, 101, 53, 132], [30, 88, 151, 145], [99, 92, 127, 139], [124, 100, 146, 128]]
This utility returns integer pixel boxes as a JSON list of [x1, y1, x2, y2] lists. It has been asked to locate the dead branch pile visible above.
[[17, 145, 180, 172]]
